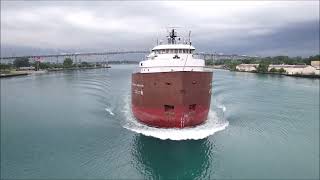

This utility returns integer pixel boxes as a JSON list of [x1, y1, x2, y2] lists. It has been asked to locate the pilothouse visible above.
[[140, 29, 204, 73]]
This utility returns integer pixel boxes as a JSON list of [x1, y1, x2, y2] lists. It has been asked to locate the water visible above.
[[1, 65, 319, 179]]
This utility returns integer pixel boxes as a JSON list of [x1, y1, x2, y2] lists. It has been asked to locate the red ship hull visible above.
[[131, 71, 213, 128]]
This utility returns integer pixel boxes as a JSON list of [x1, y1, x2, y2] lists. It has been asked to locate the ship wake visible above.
[[122, 95, 229, 140]]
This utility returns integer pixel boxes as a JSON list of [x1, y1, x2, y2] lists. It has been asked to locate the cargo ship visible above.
[[131, 29, 212, 128]]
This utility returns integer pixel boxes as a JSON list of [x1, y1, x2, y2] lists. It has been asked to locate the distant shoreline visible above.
[[0, 72, 28, 78], [206, 66, 320, 79], [0, 66, 111, 78], [232, 70, 320, 79]]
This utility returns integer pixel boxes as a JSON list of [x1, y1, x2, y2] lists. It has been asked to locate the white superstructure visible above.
[[138, 29, 205, 73]]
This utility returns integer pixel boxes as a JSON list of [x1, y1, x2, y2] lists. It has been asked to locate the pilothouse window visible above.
[[162, 49, 195, 54]]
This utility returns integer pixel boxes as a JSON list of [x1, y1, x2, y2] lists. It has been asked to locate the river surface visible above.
[[1, 65, 319, 179]]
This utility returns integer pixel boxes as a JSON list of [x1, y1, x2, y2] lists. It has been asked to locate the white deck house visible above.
[[138, 29, 206, 73], [139, 44, 205, 73]]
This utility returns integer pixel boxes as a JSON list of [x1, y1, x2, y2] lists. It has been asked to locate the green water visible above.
[[1, 65, 319, 179]]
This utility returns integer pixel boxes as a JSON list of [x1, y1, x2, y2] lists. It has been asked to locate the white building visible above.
[[311, 61, 320, 75], [311, 61, 320, 68], [236, 64, 259, 72], [236, 63, 319, 76], [268, 65, 318, 75], [18, 66, 35, 70]]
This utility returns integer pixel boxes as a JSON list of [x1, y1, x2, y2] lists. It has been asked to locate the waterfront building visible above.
[[268, 65, 318, 75], [236, 63, 319, 75], [311, 61, 320, 68], [18, 66, 35, 71], [236, 64, 259, 72], [311, 61, 320, 75]]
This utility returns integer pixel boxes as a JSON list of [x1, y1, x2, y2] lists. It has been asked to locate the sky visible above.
[[1, 1, 319, 57]]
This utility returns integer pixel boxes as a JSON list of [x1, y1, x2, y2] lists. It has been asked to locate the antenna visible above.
[[166, 26, 182, 30], [183, 30, 192, 71]]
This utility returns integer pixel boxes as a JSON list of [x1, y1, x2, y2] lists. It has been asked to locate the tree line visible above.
[[0, 57, 100, 70]]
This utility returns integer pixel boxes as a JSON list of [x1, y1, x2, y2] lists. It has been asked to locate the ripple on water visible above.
[[74, 73, 113, 107]]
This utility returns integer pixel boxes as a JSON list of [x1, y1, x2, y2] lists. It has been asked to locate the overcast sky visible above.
[[1, 1, 319, 57]]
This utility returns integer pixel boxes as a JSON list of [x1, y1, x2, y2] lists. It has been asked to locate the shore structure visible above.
[[0, 65, 111, 78], [268, 64, 319, 75], [236, 61, 320, 76], [236, 64, 259, 72], [311, 60, 320, 69]]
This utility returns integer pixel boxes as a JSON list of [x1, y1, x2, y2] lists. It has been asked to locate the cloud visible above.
[[1, 1, 319, 57]]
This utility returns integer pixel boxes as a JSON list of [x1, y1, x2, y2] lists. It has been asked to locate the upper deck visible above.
[[138, 29, 206, 73], [152, 44, 195, 51]]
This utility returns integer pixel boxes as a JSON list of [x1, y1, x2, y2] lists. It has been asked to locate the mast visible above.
[[167, 28, 178, 44]]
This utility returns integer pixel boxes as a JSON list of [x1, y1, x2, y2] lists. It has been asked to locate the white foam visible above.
[[105, 108, 115, 116], [217, 104, 226, 112], [122, 95, 229, 141]]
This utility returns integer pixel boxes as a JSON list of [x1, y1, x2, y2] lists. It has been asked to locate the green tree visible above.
[[242, 58, 255, 64], [53, 63, 63, 68], [257, 62, 269, 73], [305, 54, 320, 65], [0, 63, 11, 70], [205, 60, 214, 66], [81, 61, 89, 67], [39, 62, 52, 69], [13, 57, 30, 68], [278, 68, 286, 74], [63, 58, 73, 67], [269, 67, 277, 73], [226, 61, 241, 71]]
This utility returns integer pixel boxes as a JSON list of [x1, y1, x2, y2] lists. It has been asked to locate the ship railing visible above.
[[132, 66, 214, 73]]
